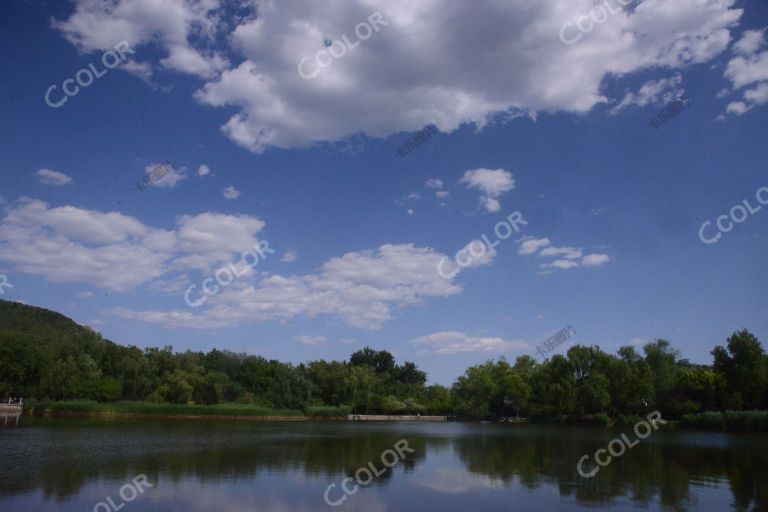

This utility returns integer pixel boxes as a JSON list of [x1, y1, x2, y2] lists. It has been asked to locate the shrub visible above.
[[306, 405, 352, 417]]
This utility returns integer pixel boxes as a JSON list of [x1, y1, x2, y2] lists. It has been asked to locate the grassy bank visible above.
[[33, 400, 307, 419], [679, 410, 768, 432]]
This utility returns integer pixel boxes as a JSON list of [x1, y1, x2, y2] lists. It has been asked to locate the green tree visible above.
[[712, 330, 767, 409]]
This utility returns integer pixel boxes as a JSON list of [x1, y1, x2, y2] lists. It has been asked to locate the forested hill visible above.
[[0, 299, 100, 341], [0, 299, 766, 421]]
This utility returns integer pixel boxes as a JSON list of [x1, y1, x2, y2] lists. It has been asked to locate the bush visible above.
[[680, 411, 768, 431], [593, 413, 611, 426], [306, 405, 352, 417]]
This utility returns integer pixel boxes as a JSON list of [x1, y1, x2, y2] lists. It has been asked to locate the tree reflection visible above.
[[1, 420, 766, 511]]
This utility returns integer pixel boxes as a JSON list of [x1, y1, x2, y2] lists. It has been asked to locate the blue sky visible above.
[[1, 0, 767, 384]]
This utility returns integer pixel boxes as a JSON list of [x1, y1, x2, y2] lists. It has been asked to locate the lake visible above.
[[1, 418, 766, 511]]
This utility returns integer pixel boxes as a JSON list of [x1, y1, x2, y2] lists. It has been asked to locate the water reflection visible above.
[[0, 419, 766, 511]]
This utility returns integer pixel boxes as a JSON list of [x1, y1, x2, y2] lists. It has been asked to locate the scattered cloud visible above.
[[539, 246, 582, 259], [198, 164, 211, 176], [518, 238, 551, 255], [723, 29, 768, 115], [36, 168, 73, 186], [294, 335, 326, 345], [280, 251, 297, 263], [544, 259, 580, 270], [582, 253, 611, 267], [520, 237, 610, 271], [146, 163, 187, 188], [610, 74, 684, 114], [410, 331, 528, 354], [222, 186, 241, 200], [78, 291, 94, 299]]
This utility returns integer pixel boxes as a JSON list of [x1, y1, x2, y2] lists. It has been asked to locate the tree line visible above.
[[0, 301, 765, 418]]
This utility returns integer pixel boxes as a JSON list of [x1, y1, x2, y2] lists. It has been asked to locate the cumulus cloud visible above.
[[198, 164, 211, 176], [460, 168, 515, 212], [281, 250, 297, 263], [0, 198, 267, 291], [54, 0, 743, 152], [52, 0, 230, 78], [410, 331, 529, 354], [118, 243, 465, 330], [36, 168, 73, 186]]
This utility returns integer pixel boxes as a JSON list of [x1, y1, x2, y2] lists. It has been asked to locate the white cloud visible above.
[[520, 237, 610, 271], [0, 198, 267, 291], [410, 331, 529, 354], [460, 168, 515, 212], [36, 168, 73, 186], [610, 74, 684, 114], [198, 164, 211, 176], [294, 335, 326, 345], [53, 0, 230, 78], [458, 240, 497, 268], [539, 246, 582, 259], [734, 28, 766, 56], [425, 179, 449, 200], [281, 250, 297, 263], [146, 163, 187, 188], [118, 243, 464, 330], [54, 0, 743, 152], [222, 186, 241, 199], [78, 291, 94, 299], [546, 259, 580, 270], [518, 238, 551, 255], [582, 253, 611, 267], [723, 29, 768, 115]]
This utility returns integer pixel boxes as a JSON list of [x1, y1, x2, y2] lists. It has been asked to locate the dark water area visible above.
[[0, 418, 766, 511]]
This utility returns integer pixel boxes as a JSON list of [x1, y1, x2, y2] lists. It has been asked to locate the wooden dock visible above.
[[0, 403, 23, 427], [348, 414, 447, 421]]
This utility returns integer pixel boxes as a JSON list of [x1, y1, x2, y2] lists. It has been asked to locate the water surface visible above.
[[1, 418, 766, 511]]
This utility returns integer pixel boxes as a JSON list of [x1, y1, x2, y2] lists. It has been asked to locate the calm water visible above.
[[0, 418, 766, 511]]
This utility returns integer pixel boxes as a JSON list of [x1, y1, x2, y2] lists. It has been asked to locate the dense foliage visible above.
[[1, 300, 766, 419]]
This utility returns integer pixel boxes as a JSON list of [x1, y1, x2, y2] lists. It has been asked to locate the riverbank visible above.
[[31, 400, 312, 420], [22, 401, 768, 431]]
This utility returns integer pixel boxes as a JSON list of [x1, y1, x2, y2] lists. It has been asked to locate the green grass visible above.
[[305, 405, 352, 417], [37, 400, 304, 418], [679, 410, 768, 431]]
